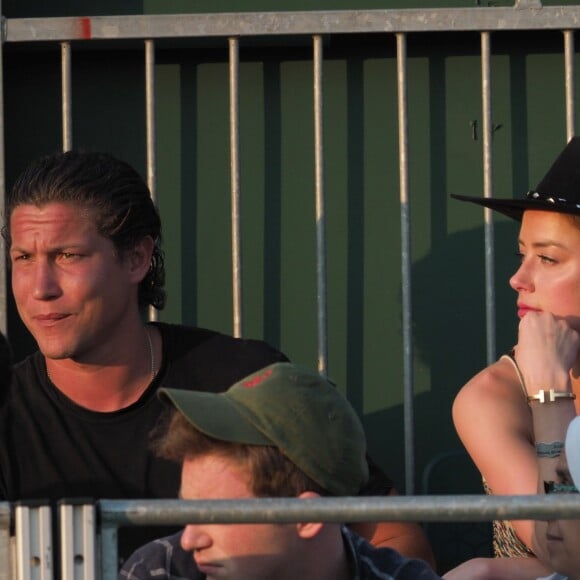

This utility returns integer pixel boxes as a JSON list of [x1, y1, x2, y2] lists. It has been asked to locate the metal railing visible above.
[[0, 0, 578, 513], [2, 495, 580, 579]]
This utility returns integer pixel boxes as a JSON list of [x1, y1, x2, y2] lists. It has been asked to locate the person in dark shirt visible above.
[[0, 150, 434, 570], [121, 362, 441, 580], [0, 330, 12, 392]]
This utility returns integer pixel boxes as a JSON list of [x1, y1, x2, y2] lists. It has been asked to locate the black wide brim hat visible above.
[[451, 136, 580, 221]]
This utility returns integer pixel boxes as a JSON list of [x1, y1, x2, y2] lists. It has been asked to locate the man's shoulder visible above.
[[157, 322, 281, 350], [157, 322, 288, 362], [156, 322, 288, 393], [0, 351, 42, 408], [343, 528, 441, 580]]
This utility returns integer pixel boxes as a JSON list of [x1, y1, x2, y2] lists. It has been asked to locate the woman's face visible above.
[[510, 210, 580, 331]]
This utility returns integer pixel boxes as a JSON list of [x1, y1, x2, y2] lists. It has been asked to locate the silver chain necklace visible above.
[[46, 326, 156, 388]]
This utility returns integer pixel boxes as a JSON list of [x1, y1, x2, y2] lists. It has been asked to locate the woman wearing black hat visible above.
[[448, 138, 580, 579]]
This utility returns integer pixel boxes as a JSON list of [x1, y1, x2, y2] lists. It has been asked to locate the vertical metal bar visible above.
[[145, 39, 158, 323], [60, 503, 95, 580], [61, 42, 72, 152], [313, 35, 328, 376], [564, 30, 576, 141], [0, 7, 7, 338], [396, 33, 415, 495], [481, 32, 496, 365], [229, 37, 243, 338], [15, 504, 53, 580], [60, 506, 74, 580], [99, 524, 118, 580], [0, 503, 10, 580], [80, 506, 96, 580], [15, 506, 31, 580]]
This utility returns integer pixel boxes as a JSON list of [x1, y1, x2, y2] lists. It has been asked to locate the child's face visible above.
[[179, 453, 299, 580], [544, 452, 580, 579]]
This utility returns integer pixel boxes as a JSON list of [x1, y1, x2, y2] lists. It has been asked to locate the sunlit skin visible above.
[[452, 210, 580, 566], [9, 202, 156, 410], [9, 201, 436, 565], [544, 454, 580, 580], [509, 210, 580, 401], [510, 210, 580, 332], [179, 454, 348, 580]]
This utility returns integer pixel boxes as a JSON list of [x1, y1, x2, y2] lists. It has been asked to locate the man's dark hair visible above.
[[3, 150, 165, 310]]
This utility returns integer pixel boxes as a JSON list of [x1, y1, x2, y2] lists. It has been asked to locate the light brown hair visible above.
[[154, 410, 329, 498]]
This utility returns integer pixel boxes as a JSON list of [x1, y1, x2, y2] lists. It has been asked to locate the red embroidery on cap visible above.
[[242, 368, 273, 388]]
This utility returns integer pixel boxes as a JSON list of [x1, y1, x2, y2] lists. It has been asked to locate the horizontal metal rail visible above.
[[6, 7, 580, 43], [99, 495, 580, 526], [5, 496, 580, 578], [0, 0, 577, 501], [96, 494, 580, 580]]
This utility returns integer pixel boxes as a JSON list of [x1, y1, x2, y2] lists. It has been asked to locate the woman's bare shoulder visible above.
[[452, 356, 532, 443], [454, 357, 524, 407], [451, 357, 538, 549]]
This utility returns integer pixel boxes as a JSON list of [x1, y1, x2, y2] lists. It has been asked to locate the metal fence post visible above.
[[59, 501, 96, 580], [15, 502, 53, 580], [0, 502, 11, 580]]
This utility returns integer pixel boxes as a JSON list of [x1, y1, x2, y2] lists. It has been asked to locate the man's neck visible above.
[[45, 323, 160, 412], [293, 525, 351, 580]]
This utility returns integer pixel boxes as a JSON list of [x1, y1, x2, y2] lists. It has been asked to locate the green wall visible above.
[[4, 2, 580, 571]]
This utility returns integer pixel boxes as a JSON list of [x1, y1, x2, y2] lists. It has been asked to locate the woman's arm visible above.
[[453, 358, 539, 550], [442, 556, 551, 580], [351, 456, 436, 569], [349, 490, 436, 569], [513, 312, 579, 560], [453, 312, 580, 560]]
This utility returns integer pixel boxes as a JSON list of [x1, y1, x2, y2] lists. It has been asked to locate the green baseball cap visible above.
[[158, 362, 369, 496]]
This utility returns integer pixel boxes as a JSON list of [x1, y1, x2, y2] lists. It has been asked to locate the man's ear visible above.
[[127, 236, 155, 283], [295, 491, 325, 538]]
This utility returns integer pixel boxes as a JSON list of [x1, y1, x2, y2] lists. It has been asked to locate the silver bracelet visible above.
[[527, 389, 576, 404]]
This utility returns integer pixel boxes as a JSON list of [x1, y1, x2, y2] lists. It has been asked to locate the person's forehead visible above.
[[10, 202, 98, 230], [519, 209, 580, 245], [180, 454, 253, 499], [9, 202, 105, 248], [11, 200, 95, 217]]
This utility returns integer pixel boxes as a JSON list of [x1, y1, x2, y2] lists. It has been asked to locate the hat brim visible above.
[[450, 193, 580, 221], [159, 388, 273, 446]]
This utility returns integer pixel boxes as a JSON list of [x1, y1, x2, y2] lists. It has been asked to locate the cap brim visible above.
[[566, 417, 580, 489], [159, 388, 273, 446], [450, 193, 580, 221]]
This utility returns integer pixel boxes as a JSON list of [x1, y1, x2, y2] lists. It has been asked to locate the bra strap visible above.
[[500, 352, 527, 398]]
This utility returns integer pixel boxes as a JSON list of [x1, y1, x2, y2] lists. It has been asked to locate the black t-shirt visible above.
[[0, 322, 393, 564], [0, 322, 289, 558]]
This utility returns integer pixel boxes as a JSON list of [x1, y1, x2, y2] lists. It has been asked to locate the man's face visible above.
[[545, 452, 580, 579], [10, 202, 141, 362], [180, 454, 300, 580]]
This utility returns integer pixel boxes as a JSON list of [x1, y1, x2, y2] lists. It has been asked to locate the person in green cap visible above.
[[120, 362, 441, 580]]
